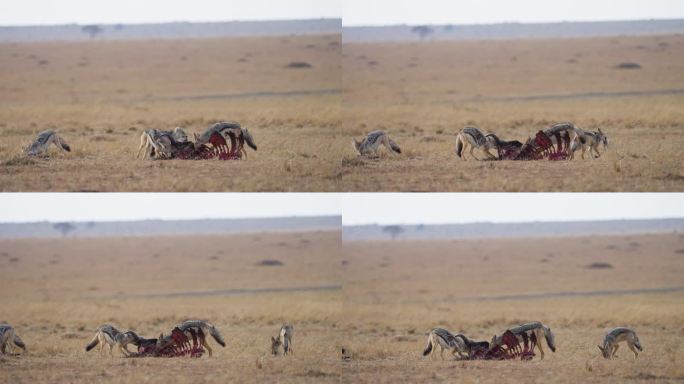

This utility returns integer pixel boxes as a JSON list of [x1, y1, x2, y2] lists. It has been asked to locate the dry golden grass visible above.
[[341, 233, 684, 383], [0, 231, 343, 383], [0, 34, 342, 191], [341, 34, 684, 191]]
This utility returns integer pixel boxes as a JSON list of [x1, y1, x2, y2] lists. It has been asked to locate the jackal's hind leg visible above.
[[136, 134, 146, 159], [611, 343, 619, 359], [483, 148, 497, 160], [469, 146, 479, 161]]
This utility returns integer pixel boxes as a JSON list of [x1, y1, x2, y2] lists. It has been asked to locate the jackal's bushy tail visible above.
[[13, 334, 26, 350], [209, 325, 226, 347], [423, 335, 433, 356], [57, 136, 71, 152], [243, 129, 257, 151], [388, 138, 401, 154], [85, 333, 99, 351]]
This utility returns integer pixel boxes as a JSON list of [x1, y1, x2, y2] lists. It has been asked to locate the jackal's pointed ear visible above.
[[598, 128, 603, 134], [271, 336, 277, 343], [597, 345, 603, 352]]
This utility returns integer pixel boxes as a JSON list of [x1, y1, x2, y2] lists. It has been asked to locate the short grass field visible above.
[[341, 232, 684, 383], [0, 34, 341, 191], [341, 34, 684, 191], [0, 230, 343, 383]]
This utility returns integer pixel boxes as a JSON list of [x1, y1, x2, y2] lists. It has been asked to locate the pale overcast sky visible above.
[[343, 0, 684, 26], [0, 193, 341, 223], [0, 0, 341, 26], [1, 193, 682, 225], [342, 193, 684, 225], [2, 0, 681, 27]]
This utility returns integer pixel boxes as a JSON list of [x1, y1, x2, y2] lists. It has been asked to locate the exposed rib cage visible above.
[[500, 130, 569, 161], [471, 330, 536, 361], [129, 327, 205, 358]]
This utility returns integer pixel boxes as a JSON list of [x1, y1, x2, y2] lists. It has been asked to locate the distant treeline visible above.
[[343, 19, 684, 43], [343, 218, 684, 241], [0, 216, 341, 238], [0, 18, 341, 42]]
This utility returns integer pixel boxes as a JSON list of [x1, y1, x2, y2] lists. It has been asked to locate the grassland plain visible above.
[[0, 231, 343, 383], [341, 233, 684, 383], [341, 34, 684, 191], [0, 34, 342, 191]]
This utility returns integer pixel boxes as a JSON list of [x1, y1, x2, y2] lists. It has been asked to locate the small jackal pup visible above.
[[0, 324, 26, 354], [598, 327, 642, 359], [25, 130, 71, 157], [271, 324, 294, 355], [352, 130, 401, 156]]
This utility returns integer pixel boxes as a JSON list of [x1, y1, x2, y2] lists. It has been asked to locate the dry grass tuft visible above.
[[2, 156, 35, 166]]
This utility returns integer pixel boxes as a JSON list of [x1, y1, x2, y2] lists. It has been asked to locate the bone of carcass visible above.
[[129, 327, 205, 358]]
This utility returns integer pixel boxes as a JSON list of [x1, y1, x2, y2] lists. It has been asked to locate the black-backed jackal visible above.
[[422, 328, 469, 359], [271, 324, 294, 355], [0, 324, 26, 355], [455, 126, 499, 160], [352, 130, 401, 157], [491, 321, 556, 360], [85, 325, 141, 356], [570, 127, 608, 160], [136, 127, 189, 159], [176, 320, 226, 357], [598, 327, 642, 359], [545, 122, 608, 160], [194, 121, 257, 159], [25, 130, 71, 157]]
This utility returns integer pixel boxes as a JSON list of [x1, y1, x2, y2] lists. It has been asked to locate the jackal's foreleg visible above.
[[627, 342, 638, 358], [536, 339, 545, 360], [202, 338, 213, 357]]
